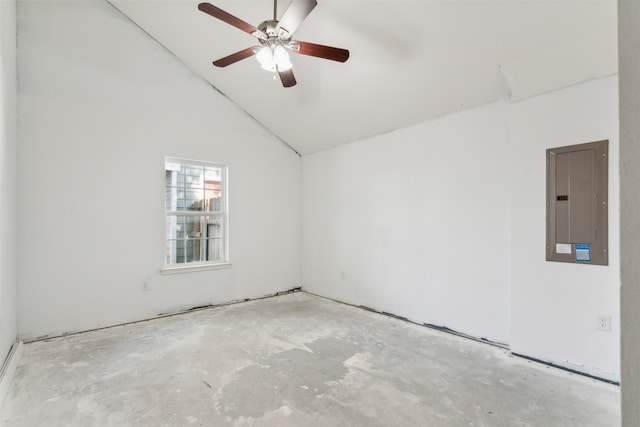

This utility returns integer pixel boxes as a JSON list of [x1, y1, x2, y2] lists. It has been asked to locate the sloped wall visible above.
[[17, 0, 301, 339]]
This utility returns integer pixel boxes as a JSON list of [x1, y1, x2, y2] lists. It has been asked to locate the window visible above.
[[164, 158, 228, 270]]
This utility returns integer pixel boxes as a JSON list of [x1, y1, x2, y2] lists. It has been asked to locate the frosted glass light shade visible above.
[[256, 46, 275, 71], [273, 45, 292, 71]]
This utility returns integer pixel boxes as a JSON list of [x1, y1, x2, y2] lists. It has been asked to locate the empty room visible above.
[[1, 0, 639, 425]]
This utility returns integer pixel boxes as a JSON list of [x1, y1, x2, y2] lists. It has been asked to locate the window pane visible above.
[[185, 216, 203, 238], [165, 186, 186, 211], [166, 216, 186, 238], [176, 240, 184, 264], [205, 196, 221, 212], [168, 239, 194, 264], [166, 215, 225, 264], [175, 190, 185, 210], [175, 216, 186, 239], [206, 216, 224, 262], [207, 216, 223, 236], [204, 167, 221, 182], [166, 239, 176, 264], [206, 238, 224, 262], [175, 167, 185, 186], [204, 167, 222, 212], [168, 188, 206, 212], [185, 166, 204, 188], [185, 238, 203, 263], [186, 189, 204, 211]]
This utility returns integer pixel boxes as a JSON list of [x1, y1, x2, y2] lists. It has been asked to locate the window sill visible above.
[[160, 263, 232, 275]]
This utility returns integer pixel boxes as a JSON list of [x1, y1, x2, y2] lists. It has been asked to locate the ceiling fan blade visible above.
[[277, 66, 297, 87], [288, 40, 350, 62], [198, 3, 268, 40], [275, 0, 317, 38], [213, 46, 261, 67]]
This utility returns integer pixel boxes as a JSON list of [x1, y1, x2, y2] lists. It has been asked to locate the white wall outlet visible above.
[[341, 270, 347, 279], [597, 314, 611, 332], [141, 281, 150, 292]]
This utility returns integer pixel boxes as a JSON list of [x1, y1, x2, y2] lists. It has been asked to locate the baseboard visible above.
[[21, 287, 304, 343], [511, 352, 620, 385], [0, 341, 24, 407]]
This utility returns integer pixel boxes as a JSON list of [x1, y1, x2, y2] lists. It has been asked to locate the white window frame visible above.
[[161, 157, 231, 274]]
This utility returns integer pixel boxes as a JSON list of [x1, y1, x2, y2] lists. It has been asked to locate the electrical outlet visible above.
[[141, 281, 150, 292], [597, 314, 611, 332]]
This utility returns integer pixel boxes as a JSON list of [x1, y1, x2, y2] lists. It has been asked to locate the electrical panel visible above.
[[546, 140, 608, 265]]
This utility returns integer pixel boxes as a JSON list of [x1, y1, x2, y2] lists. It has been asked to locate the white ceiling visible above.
[[108, 0, 617, 155]]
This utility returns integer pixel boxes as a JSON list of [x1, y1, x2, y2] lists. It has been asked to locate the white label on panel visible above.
[[556, 243, 572, 254]]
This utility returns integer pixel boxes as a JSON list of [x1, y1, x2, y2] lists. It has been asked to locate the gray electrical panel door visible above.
[[546, 140, 608, 265]]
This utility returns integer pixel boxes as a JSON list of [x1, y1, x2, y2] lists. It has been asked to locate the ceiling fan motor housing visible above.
[[258, 20, 293, 46]]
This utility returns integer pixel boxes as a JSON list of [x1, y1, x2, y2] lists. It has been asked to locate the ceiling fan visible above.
[[198, 0, 350, 87]]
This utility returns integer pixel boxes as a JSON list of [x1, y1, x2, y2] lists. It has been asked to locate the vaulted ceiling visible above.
[[108, 0, 618, 155]]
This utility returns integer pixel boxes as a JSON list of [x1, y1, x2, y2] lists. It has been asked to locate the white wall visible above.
[[303, 103, 512, 344], [17, 0, 301, 340], [619, 0, 640, 423], [0, 0, 18, 361], [510, 76, 620, 381], [302, 76, 620, 381]]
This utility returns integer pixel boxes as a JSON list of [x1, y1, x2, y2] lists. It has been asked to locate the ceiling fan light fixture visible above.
[[256, 46, 275, 71], [256, 45, 292, 72], [273, 45, 292, 71]]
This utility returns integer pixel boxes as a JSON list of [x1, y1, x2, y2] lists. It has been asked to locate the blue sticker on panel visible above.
[[575, 244, 591, 262]]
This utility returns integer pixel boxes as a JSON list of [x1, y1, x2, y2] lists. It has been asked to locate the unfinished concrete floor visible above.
[[1, 292, 620, 426]]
